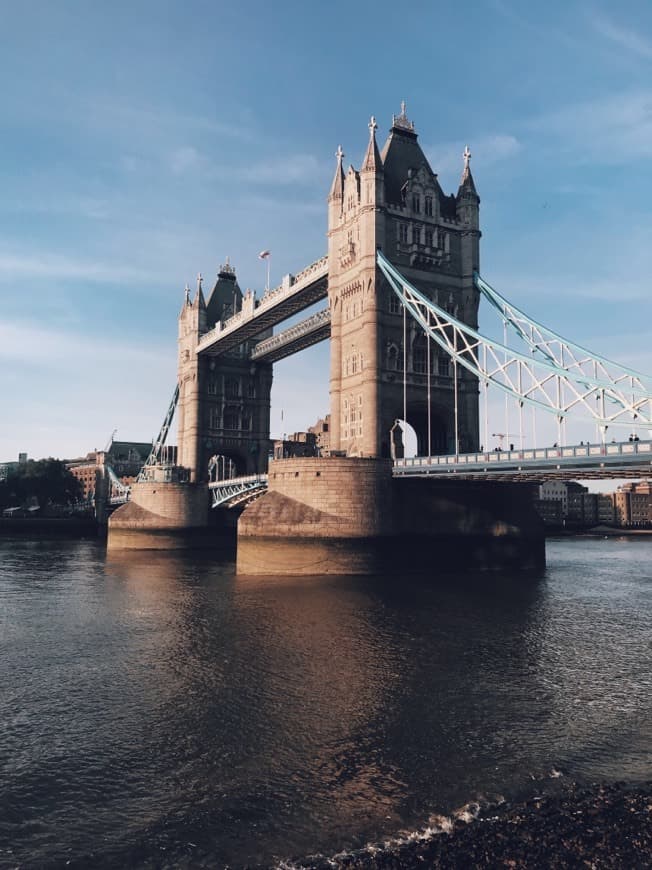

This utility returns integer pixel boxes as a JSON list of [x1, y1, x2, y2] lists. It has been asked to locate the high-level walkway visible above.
[[196, 256, 328, 357]]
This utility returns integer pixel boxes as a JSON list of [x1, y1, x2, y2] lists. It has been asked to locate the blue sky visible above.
[[1, 0, 651, 462]]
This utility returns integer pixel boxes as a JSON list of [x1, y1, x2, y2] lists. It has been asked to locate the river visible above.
[[0, 535, 650, 868]]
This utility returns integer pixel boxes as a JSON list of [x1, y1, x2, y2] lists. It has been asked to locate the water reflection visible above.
[[0, 538, 649, 868]]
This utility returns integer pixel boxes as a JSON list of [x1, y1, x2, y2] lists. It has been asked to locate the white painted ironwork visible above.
[[106, 464, 130, 504], [209, 474, 269, 508], [136, 384, 180, 482], [378, 251, 652, 432]]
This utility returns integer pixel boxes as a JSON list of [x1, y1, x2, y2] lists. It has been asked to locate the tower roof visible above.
[[205, 258, 243, 328], [379, 102, 436, 204]]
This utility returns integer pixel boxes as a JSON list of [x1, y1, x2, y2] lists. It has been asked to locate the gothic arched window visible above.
[[225, 377, 239, 399], [413, 335, 427, 374], [223, 406, 239, 430]]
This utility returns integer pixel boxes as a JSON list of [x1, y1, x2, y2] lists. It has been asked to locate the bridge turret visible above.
[[360, 115, 385, 208], [177, 281, 204, 481], [328, 144, 345, 228], [456, 145, 480, 232], [327, 104, 481, 457], [456, 145, 481, 330]]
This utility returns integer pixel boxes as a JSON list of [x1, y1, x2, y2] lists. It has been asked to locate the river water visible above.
[[0, 536, 650, 868]]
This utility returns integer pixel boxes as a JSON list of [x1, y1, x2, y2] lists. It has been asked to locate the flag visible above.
[[258, 250, 271, 259]]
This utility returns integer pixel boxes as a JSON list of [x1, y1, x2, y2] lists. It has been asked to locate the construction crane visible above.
[[103, 429, 117, 452]]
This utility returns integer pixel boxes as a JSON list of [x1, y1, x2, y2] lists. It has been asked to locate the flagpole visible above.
[[266, 255, 270, 292]]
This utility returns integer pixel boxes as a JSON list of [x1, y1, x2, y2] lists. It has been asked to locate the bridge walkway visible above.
[[196, 256, 328, 357]]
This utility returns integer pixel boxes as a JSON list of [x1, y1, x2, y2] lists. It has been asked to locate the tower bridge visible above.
[[108, 103, 652, 572]]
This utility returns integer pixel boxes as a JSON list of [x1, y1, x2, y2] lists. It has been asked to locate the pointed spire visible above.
[[328, 144, 345, 200], [458, 144, 478, 195], [184, 283, 191, 305], [362, 115, 382, 172]]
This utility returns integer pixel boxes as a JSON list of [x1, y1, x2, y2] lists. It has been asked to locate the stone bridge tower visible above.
[[327, 105, 480, 458], [177, 264, 273, 482]]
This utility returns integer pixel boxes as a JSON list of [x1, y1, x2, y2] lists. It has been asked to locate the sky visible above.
[[1, 0, 651, 465]]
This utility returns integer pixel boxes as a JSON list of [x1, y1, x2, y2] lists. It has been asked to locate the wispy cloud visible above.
[[0, 250, 157, 284], [0, 193, 111, 221], [0, 320, 176, 458], [0, 320, 169, 367], [529, 90, 652, 162], [592, 13, 652, 60], [238, 154, 324, 184], [163, 147, 326, 186], [426, 134, 521, 180], [49, 91, 258, 145], [168, 145, 209, 175]]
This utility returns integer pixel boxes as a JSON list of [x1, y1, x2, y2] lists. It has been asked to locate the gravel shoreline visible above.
[[287, 782, 651, 869]]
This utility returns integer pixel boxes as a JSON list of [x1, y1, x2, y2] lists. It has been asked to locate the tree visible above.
[[0, 459, 83, 510]]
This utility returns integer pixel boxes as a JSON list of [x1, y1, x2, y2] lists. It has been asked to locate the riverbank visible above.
[[0, 516, 99, 537], [291, 781, 651, 869], [547, 525, 652, 538]]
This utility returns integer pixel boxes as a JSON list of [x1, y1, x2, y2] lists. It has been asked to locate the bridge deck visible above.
[[394, 440, 652, 481], [197, 256, 328, 357], [205, 442, 651, 510]]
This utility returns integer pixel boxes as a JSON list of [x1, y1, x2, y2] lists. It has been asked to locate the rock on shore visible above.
[[286, 782, 651, 869]]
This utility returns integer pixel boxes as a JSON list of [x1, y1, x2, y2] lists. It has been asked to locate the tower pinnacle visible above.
[[391, 100, 415, 132], [362, 115, 382, 172], [463, 145, 471, 172], [329, 143, 345, 200], [459, 143, 478, 195]]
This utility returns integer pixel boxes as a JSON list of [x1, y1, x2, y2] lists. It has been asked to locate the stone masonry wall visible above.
[[110, 482, 208, 530], [239, 457, 394, 539]]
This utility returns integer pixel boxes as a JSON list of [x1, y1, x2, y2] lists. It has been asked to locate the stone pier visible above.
[[237, 457, 545, 575], [107, 477, 209, 550]]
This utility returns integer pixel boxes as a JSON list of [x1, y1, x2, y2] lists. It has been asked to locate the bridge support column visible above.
[[236, 458, 545, 576], [107, 479, 209, 550]]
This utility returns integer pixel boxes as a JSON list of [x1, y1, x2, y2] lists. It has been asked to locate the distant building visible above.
[[273, 432, 318, 460], [535, 480, 603, 527], [567, 488, 598, 526], [0, 452, 27, 481], [105, 441, 152, 476], [533, 497, 563, 526], [308, 415, 331, 454], [597, 493, 616, 525], [538, 480, 586, 518], [614, 481, 652, 527], [65, 440, 152, 500], [66, 453, 98, 500], [535, 479, 651, 528]]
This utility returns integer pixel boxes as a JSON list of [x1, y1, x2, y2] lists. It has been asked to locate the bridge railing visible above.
[[394, 439, 651, 473]]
